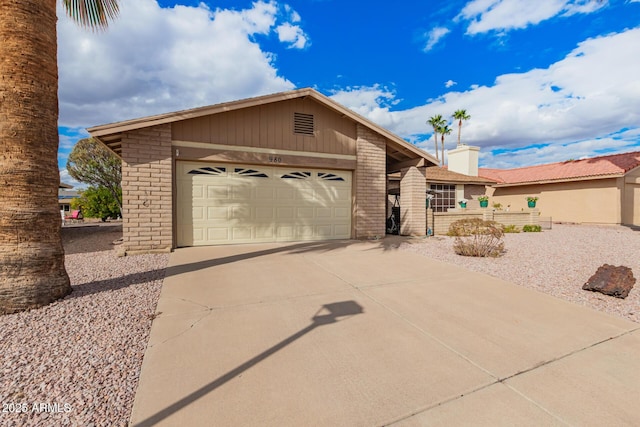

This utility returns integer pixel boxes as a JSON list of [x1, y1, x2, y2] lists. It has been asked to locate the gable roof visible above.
[[480, 151, 640, 186], [88, 87, 437, 166]]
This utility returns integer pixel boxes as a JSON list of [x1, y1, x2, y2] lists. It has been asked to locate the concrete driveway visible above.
[[130, 239, 640, 426]]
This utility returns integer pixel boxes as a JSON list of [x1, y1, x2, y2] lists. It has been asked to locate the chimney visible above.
[[447, 145, 479, 177]]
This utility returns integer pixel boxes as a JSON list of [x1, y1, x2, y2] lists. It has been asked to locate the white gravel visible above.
[[400, 223, 639, 323], [0, 225, 169, 427]]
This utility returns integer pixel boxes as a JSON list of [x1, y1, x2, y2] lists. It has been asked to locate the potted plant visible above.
[[478, 195, 489, 208], [526, 196, 538, 208], [458, 199, 468, 208]]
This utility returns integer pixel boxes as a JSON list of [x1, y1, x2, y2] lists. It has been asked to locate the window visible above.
[[429, 184, 456, 212], [293, 112, 314, 136], [235, 168, 269, 178], [188, 166, 226, 176], [282, 171, 311, 179]]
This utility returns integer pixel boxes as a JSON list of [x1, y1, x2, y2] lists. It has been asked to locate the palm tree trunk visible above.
[[0, 0, 72, 314], [441, 135, 445, 167], [433, 133, 439, 163], [457, 119, 462, 146]]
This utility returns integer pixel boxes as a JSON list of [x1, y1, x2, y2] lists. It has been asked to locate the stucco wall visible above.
[[491, 178, 622, 224], [623, 167, 640, 226]]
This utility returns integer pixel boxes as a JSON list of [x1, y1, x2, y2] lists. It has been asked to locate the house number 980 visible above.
[[268, 156, 282, 163]]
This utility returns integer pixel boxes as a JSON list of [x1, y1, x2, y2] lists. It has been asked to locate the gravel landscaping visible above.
[[400, 223, 639, 323], [1, 222, 638, 426], [0, 224, 169, 427]]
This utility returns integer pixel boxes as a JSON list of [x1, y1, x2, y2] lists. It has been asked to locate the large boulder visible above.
[[582, 264, 636, 299]]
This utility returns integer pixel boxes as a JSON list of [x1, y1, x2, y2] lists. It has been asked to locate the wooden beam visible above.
[[387, 157, 425, 173]]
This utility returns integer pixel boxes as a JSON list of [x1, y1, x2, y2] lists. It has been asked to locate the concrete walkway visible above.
[[130, 239, 640, 426]]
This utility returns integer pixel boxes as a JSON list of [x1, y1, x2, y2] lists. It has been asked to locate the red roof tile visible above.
[[479, 151, 640, 184]]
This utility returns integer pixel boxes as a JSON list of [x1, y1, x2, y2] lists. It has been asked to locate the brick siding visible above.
[[400, 167, 426, 236], [355, 124, 386, 238], [120, 124, 173, 254]]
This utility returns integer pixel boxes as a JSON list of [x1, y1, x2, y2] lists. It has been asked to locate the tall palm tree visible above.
[[452, 109, 470, 146], [437, 124, 452, 166], [0, 0, 119, 315], [427, 114, 446, 165]]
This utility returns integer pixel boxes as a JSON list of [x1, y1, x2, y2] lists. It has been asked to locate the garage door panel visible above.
[[335, 207, 350, 218], [207, 206, 228, 220], [206, 185, 229, 199], [177, 161, 352, 246], [207, 228, 229, 241]]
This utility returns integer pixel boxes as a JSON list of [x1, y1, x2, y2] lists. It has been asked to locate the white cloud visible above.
[[445, 80, 457, 88], [57, 0, 305, 128], [276, 23, 309, 49], [423, 26, 451, 51], [329, 85, 401, 129], [458, 0, 606, 35], [330, 27, 640, 163]]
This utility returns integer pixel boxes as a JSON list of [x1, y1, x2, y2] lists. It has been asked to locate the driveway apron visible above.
[[129, 239, 640, 426]]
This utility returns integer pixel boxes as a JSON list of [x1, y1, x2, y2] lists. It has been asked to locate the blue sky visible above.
[[57, 0, 640, 186]]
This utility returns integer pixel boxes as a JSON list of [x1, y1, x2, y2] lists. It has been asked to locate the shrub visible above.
[[449, 218, 505, 257], [492, 202, 502, 210], [522, 224, 542, 232], [502, 224, 520, 233], [477, 195, 489, 202]]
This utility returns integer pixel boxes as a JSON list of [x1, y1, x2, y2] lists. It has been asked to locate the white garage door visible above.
[[176, 161, 352, 246]]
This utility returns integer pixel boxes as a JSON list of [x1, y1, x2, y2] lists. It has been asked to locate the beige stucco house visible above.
[[480, 151, 640, 226], [88, 88, 440, 254]]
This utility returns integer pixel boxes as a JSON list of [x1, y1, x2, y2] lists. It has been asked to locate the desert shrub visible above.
[[450, 218, 505, 257], [502, 224, 520, 233], [522, 224, 542, 232], [448, 218, 496, 236]]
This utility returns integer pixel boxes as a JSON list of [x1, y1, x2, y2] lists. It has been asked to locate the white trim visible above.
[[172, 140, 357, 161]]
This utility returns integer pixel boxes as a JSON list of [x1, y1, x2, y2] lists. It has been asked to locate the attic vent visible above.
[[293, 112, 315, 136]]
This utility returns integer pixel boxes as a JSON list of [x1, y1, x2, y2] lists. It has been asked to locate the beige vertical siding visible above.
[[172, 98, 357, 156]]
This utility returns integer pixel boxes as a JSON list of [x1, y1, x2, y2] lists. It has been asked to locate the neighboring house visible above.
[[88, 88, 439, 254], [58, 182, 79, 214], [480, 151, 640, 226]]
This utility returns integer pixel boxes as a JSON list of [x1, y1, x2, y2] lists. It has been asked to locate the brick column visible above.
[[355, 124, 386, 238], [120, 124, 173, 255], [400, 166, 426, 236]]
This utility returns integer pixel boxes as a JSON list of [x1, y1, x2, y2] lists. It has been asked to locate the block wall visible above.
[[120, 124, 173, 254], [355, 124, 386, 238]]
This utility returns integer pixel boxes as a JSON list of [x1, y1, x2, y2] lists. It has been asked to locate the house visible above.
[[58, 182, 79, 214], [480, 151, 640, 226], [88, 88, 440, 254]]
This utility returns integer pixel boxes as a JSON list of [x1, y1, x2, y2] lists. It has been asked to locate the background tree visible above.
[[71, 186, 122, 221], [437, 124, 453, 166], [67, 137, 122, 216], [427, 115, 446, 165], [0, 1, 119, 315], [452, 109, 471, 146]]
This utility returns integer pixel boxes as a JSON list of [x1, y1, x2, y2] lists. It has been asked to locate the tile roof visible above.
[[424, 166, 495, 184], [480, 151, 640, 185]]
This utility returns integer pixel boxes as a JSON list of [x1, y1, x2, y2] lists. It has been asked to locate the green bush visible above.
[[71, 186, 122, 221], [449, 218, 505, 257], [522, 224, 542, 232], [502, 224, 520, 233]]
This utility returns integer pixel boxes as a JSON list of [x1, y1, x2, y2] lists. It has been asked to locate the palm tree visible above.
[[0, 0, 119, 315], [427, 114, 446, 165], [452, 109, 470, 146], [437, 124, 452, 166]]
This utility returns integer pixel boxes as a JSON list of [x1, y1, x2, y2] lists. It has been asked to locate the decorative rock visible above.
[[582, 264, 636, 299]]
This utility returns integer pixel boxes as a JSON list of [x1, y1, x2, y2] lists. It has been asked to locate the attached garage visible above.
[[176, 162, 351, 246], [88, 88, 437, 255]]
